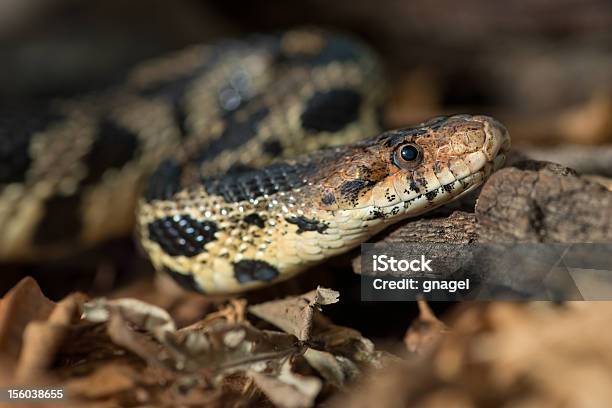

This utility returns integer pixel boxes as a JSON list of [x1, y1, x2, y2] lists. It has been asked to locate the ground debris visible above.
[[249, 287, 340, 341], [329, 302, 612, 408], [0, 277, 55, 362], [0, 279, 390, 407], [403, 300, 448, 356]]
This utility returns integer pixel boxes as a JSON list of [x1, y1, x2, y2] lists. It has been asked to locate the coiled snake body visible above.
[[0, 29, 510, 293]]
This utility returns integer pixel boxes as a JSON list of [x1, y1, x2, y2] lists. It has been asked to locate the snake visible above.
[[0, 28, 510, 294]]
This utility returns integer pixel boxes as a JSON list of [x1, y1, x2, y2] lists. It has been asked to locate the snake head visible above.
[[316, 114, 510, 220]]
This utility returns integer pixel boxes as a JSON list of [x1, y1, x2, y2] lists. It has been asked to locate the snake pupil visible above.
[[400, 145, 418, 161]]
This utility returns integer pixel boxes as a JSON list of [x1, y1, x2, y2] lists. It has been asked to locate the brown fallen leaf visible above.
[[81, 293, 315, 405], [249, 287, 340, 341], [169, 323, 302, 375], [0, 277, 55, 362], [309, 313, 394, 369], [1, 278, 395, 407], [250, 287, 395, 389], [82, 297, 176, 340], [16, 293, 86, 382], [302, 348, 360, 388], [82, 296, 301, 376], [64, 363, 136, 399], [404, 300, 448, 356], [248, 359, 322, 408], [184, 298, 247, 329]]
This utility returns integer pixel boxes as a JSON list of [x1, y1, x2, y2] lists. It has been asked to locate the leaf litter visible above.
[[3, 277, 612, 407], [0, 279, 391, 407]]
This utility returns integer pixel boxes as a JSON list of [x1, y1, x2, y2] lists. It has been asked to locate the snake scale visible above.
[[0, 28, 510, 293]]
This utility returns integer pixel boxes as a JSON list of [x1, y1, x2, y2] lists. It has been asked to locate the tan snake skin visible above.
[[139, 115, 509, 293]]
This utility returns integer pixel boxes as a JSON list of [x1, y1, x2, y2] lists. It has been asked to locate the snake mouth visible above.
[[440, 116, 510, 194], [480, 115, 511, 166], [444, 115, 510, 197], [423, 115, 510, 198]]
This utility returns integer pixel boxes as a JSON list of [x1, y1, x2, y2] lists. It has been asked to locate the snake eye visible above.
[[393, 143, 422, 169]]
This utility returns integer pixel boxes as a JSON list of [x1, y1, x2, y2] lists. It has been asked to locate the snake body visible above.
[[0, 28, 510, 293]]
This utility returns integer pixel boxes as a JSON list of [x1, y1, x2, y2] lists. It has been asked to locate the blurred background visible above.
[[1, 0, 611, 338], [2, 0, 612, 146]]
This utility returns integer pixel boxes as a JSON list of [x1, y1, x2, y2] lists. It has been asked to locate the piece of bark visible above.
[[477, 161, 612, 242], [379, 211, 478, 244], [352, 212, 477, 274]]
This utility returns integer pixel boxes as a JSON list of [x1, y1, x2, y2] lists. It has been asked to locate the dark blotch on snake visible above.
[[0, 105, 63, 184], [384, 127, 427, 148], [81, 118, 139, 186], [203, 162, 312, 203], [148, 215, 218, 257], [339, 179, 374, 203], [417, 176, 428, 189], [164, 266, 204, 293], [244, 213, 265, 228], [139, 67, 212, 139], [192, 106, 270, 164], [144, 159, 183, 202], [426, 190, 438, 201], [173, 100, 190, 138], [262, 139, 283, 156], [233, 260, 279, 283], [285, 215, 328, 234], [301, 89, 361, 133], [226, 163, 256, 175], [321, 191, 336, 205], [33, 194, 83, 245], [369, 208, 385, 220]]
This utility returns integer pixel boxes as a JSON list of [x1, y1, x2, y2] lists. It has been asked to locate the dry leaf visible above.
[[303, 348, 359, 387], [0, 279, 391, 408], [404, 300, 448, 356], [249, 287, 340, 341], [16, 293, 85, 382], [249, 359, 322, 408], [168, 323, 301, 375], [0, 277, 55, 362], [82, 298, 176, 340], [65, 363, 136, 399]]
